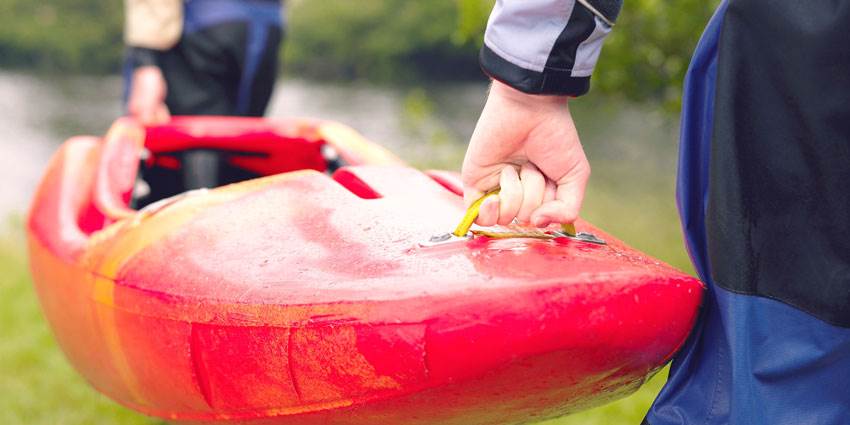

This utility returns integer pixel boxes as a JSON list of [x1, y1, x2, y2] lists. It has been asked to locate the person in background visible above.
[[124, 0, 284, 123], [123, 0, 285, 200], [463, 1, 850, 424]]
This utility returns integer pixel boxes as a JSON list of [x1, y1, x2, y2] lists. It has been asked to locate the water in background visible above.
[[0, 70, 688, 271], [0, 71, 483, 215]]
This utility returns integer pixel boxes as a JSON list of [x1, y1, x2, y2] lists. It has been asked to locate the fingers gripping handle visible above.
[[452, 189, 577, 238]]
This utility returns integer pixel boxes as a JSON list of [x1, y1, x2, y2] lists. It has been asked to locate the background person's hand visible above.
[[127, 65, 171, 125], [461, 81, 590, 228]]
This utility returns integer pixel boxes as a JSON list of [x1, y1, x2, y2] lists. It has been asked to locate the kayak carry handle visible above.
[[452, 189, 578, 238]]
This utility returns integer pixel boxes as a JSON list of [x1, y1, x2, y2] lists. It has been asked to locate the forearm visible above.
[[488, 80, 569, 111]]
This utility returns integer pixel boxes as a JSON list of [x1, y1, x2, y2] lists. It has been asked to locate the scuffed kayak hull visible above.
[[27, 117, 703, 424]]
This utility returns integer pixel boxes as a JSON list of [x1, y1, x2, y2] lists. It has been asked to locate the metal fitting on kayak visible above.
[[559, 231, 607, 245], [418, 232, 473, 248], [421, 189, 606, 246]]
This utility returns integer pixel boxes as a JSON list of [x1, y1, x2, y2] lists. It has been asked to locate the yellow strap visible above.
[[472, 228, 553, 239], [453, 189, 577, 238], [452, 189, 500, 237]]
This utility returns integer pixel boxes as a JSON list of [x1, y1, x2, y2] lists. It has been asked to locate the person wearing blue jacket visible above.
[[462, 1, 850, 424]]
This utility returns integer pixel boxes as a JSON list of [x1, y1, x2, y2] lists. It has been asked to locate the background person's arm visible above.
[[463, 0, 622, 227], [124, 0, 183, 125]]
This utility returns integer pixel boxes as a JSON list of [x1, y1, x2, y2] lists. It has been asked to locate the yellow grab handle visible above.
[[453, 189, 577, 237], [453, 189, 500, 237]]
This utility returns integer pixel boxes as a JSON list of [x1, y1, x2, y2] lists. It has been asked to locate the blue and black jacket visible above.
[[483, 1, 850, 423]]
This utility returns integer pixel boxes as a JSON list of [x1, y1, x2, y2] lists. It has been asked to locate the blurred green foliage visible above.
[[0, 0, 123, 72], [0, 0, 716, 100], [284, 0, 491, 81], [594, 0, 720, 105], [287, 0, 719, 104]]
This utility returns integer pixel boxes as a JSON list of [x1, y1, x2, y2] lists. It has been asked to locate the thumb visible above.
[[462, 180, 500, 227]]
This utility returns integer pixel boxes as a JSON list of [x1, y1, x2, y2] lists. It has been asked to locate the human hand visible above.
[[127, 66, 171, 125], [461, 80, 590, 228]]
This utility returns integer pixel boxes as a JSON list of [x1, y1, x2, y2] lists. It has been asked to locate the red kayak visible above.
[[27, 116, 703, 424]]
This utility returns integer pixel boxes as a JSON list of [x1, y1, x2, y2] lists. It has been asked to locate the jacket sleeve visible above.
[[480, 0, 623, 96], [124, 0, 183, 68]]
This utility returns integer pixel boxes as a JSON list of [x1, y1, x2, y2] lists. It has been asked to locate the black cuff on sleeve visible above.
[[126, 46, 163, 69], [479, 45, 590, 97]]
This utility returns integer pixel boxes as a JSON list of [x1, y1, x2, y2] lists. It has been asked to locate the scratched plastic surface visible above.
[[27, 117, 704, 425]]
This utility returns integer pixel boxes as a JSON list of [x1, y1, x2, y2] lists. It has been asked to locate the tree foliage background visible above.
[[0, 0, 718, 103]]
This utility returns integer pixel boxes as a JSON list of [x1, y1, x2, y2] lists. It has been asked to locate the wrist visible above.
[[127, 46, 162, 69], [133, 65, 164, 79], [489, 80, 569, 109]]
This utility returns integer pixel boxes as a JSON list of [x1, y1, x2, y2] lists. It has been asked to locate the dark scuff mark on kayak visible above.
[[189, 323, 216, 409], [287, 329, 304, 403]]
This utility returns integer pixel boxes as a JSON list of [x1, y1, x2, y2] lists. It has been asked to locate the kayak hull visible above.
[[28, 117, 703, 424]]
